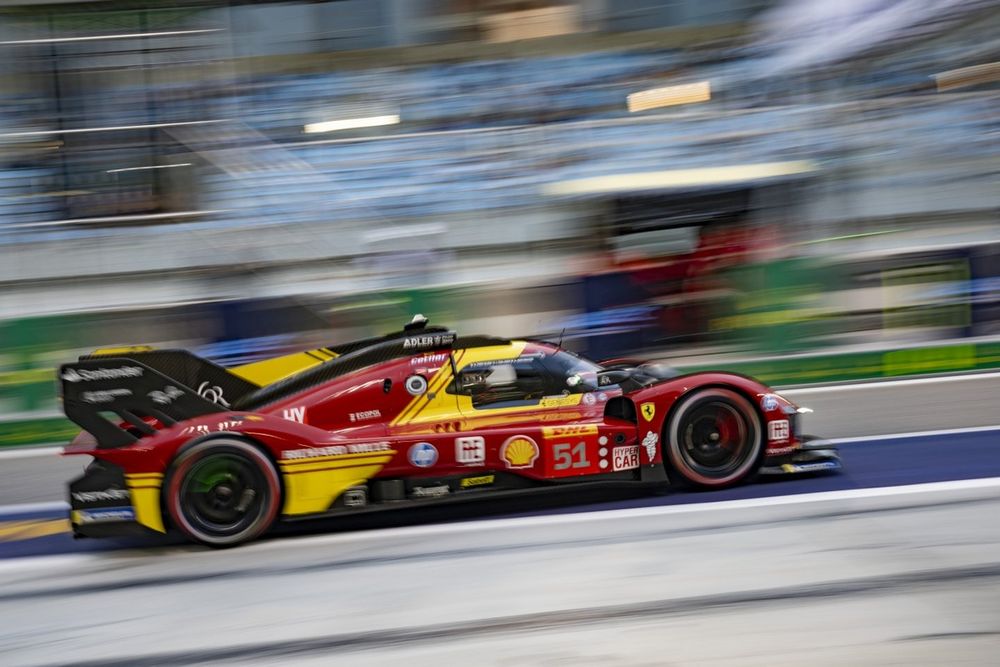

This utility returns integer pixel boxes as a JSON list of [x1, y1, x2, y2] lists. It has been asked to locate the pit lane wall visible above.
[[3, 337, 999, 449]]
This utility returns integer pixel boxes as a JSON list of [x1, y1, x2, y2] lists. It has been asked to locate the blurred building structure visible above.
[[0, 0, 998, 417]]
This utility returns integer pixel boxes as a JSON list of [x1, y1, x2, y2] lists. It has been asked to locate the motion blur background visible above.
[[1, 0, 998, 446]]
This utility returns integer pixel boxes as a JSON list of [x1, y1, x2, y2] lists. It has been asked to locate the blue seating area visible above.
[[196, 97, 996, 229], [0, 167, 61, 225], [243, 51, 678, 136], [0, 46, 996, 242]]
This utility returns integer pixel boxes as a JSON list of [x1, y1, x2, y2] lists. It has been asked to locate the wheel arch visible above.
[[659, 382, 767, 486], [161, 432, 285, 539], [662, 382, 768, 437]]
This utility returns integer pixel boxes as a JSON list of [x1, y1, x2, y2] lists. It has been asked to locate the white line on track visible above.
[[829, 424, 1000, 444], [0, 553, 106, 575], [782, 370, 1000, 394], [1, 476, 999, 573], [0, 501, 68, 518], [0, 446, 64, 461]]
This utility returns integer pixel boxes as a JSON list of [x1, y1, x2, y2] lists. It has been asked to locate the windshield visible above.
[[540, 349, 604, 392]]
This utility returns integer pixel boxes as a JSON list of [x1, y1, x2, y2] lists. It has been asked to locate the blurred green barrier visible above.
[[0, 415, 78, 448], [710, 258, 837, 354], [677, 340, 1000, 387]]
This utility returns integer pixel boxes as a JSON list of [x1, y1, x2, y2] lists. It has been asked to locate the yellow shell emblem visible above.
[[640, 402, 656, 422], [500, 435, 539, 469]]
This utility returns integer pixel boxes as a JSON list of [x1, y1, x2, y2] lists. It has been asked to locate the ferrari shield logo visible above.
[[640, 402, 655, 422]]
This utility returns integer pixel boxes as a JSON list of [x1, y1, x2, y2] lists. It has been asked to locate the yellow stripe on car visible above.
[[230, 348, 338, 386], [125, 472, 166, 533], [280, 451, 396, 515]]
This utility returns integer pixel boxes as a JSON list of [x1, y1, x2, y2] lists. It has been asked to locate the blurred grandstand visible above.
[[0, 0, 998, 428]]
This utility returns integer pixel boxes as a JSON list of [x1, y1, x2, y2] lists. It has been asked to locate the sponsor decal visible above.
[[583, 393, 596, 406], [500, 435, 539, 469], [72, 488, 130, 504], [62, 366, 143, 383], [640, 402, 656, 422], [642, 431, 658, 462], [411, 353, 448, 366], [781, 461, 839, 474], [405, 375, 428, 396], [343, 487, 368, 507], [408, 442, 439, 468], [761, 394, 780, 411], [612, 445, 640, 471], [411, 484, 450, 498], [768, 419, 790, 442], [148, 385, 183, 405], [244, 415, 264, 422], [182, 421, 247, 436], [349, 409, 381, 423], [282, 406, 306, 423], [81, 388, 132, 404], [76, 507, 135, 523], [455, 436, 486, 465], [540, 395, 579, 408], [281, 441, 392, 459], [402, 333, 456, 350], [597, 392, 608, 402], [539, 412, 583, 423], [766, 444, 797, 456], [460, 474, 495, 489], [464, 354, 543, 371], [542, 424, 599, 440], [197, 382, 230, 407], [553, 442, 590, 471]]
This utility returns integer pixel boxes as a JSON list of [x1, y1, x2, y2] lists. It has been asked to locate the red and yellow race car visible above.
[[60, 317, 839, 546]]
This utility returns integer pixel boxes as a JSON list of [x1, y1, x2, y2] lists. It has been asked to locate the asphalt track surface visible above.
[[0, 373, 998, 665]]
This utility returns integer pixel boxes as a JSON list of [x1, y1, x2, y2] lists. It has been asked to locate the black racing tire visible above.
[[665, 387, 764, 489], [166, 438, 281, 547]]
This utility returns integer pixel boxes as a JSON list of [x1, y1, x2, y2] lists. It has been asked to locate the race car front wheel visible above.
[[166, 439, 280, 547], [665, 388, 764, 489]]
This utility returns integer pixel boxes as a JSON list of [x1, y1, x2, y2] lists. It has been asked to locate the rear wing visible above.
[[60, 350, 260, 449]]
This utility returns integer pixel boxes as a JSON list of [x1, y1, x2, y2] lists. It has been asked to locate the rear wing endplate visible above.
[[59, 352, 258, 449]]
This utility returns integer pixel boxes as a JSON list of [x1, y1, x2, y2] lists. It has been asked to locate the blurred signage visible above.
[[481, 6, 580, 43], [628, 82, 711, 113]]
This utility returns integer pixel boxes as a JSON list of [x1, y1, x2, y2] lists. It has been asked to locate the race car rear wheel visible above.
[[665, 388, 763, 489], [166, 439, 280, 547]]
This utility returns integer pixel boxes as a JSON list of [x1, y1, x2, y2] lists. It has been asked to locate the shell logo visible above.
[[500, 435, 539, 469]]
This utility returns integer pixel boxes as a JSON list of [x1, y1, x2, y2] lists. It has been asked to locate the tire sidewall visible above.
[[166, 438, 280, 547], [665, 388, 764, 488]]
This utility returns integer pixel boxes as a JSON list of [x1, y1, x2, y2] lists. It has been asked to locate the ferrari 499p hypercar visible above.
[[60, 317, 840, 546]]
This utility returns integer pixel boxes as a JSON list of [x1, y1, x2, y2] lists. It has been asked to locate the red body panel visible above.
[[65, 340, 804, 512]]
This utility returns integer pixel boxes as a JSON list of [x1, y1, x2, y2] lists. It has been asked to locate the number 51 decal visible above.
[[550, 442, 598, 477]]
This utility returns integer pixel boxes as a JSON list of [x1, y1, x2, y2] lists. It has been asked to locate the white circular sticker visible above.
[[405, 375, 429, 396]]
